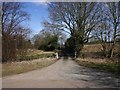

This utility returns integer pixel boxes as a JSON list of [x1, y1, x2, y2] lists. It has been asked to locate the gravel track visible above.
[[2, 58, 120, 88]]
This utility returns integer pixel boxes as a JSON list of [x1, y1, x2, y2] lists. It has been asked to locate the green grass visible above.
[[2, 58, 57, 77], [76, 58, 120, 74]]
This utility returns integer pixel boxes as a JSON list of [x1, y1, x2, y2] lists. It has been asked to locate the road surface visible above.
[[2, 58, 120, 88]]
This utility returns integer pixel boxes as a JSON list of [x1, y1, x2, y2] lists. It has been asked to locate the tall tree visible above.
[[93, 3, 112, 57], [93, 2, 120, 58], [48, 2, 100, 57], [2, 2, 30, 36], [2, 2, 30, 62], [106, 2, 120, 58]]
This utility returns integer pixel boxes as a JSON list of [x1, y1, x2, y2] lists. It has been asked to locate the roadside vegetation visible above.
[[2, 49, 56, 77], [76, 58, 120, 74], [16, 49, 55, 61], [75, 43, 120, 74], [1, 2, 120, 77], [81, 43, 120, 60], [2, 58, 57, 77]]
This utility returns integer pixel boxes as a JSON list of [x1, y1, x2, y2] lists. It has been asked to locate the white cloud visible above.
[[32, 2, 49, 6], [31, 0, 50, 6], [30, 0, 49, 2]]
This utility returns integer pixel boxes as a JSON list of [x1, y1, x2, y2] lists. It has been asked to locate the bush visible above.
[[65, 37, 75, 54], [35, 35, 59, 51], [64, 35, 84, 57]]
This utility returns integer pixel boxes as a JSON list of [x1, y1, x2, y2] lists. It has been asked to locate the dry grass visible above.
[[81, 43, 120, 59], [27, 49, 54, 56], [76, 58, 118, 64], [15, 49, 55, 61], [76, 58, 120, 74], [2, 58, 57, 77], [2, 49, 56, 77], [82, 43, 120, 53], [82, 44, 102, 52]]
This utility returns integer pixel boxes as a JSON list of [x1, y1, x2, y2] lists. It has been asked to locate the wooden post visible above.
[[55, 52, 59, 59]]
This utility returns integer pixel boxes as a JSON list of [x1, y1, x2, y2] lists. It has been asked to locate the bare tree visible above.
[[93, 2, 120, 58], [48, 2, 100, 57], [93, 3, 111, 57], [106, 2, 120, 58], [42, 21, 62, 36], [2, 2, 30, 62], [2, 2, 30, 36]]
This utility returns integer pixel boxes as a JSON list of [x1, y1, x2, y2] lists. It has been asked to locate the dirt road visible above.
[[2, 58, 119, 88]]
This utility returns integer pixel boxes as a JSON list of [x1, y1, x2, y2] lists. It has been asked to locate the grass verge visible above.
[[75, 58, 120, 74], [18, 53, 55, 61], [2, 58, 57, 77]]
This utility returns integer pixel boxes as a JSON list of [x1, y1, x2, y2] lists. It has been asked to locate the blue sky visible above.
[[23, 2, 49, 37]]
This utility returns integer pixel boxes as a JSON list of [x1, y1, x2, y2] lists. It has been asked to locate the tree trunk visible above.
[[109, 24, 117, 58]]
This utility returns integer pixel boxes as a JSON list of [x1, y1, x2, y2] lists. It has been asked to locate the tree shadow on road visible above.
[[73, 65, 120, 87]]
